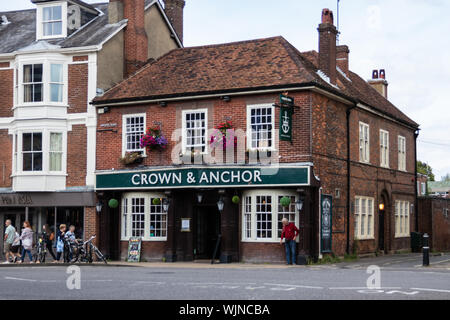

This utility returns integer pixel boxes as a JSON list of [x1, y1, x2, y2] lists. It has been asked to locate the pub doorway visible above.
[[193, 205, 221, 260]]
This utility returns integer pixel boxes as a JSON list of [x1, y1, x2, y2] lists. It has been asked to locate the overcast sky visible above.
[[2, 0, 450, 180]]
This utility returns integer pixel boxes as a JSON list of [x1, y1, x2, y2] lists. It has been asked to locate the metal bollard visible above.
[[423, 233, 430, 267]]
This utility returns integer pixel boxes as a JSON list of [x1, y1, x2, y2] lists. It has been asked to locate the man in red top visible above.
[[280, 218, 299, 265]]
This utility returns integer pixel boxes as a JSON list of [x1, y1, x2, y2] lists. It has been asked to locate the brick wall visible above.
[[0, 67, 13, 117], [67, 125, 87, 187], [0, 130, 12, 188], [418, 197, 450, 252], [68, 63, 89, 114]]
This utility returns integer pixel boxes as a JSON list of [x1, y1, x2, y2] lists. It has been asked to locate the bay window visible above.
[[242, 190, 299, 242], [19, 61, 66, 105], [22, 132, 43, 172], [247, 105, 274, 150], [23, 64, 43, 103], [49, 132, 63, 171], [122, 193, 168, 241]]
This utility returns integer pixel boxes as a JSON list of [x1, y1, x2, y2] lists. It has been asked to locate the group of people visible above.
[[2, 219, 78, 264]]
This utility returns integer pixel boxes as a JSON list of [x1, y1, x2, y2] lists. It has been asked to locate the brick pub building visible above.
[[92, 8, 419, 263], [0, 0, 182, 255]]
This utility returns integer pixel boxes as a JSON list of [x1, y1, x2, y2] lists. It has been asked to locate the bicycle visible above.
[[33, 234, 47, 263], [70, 235, 107, 264]]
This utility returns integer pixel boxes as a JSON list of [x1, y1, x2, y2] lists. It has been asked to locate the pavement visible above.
[[0, 253, 449, 300]]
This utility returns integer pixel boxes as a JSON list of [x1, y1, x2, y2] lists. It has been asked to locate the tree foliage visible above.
[[417, 161, 435, 181]]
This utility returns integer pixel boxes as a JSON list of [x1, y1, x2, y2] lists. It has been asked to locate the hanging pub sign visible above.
[[320, 194, 333, 253], [127, 237, 142, 262], [279, 94, 293, 142]]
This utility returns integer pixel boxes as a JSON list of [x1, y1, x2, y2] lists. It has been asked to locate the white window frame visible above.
[[49, 131, 64, 172], [246, 104, 275, 151], [359, 122, 370, 163], [241, 189, 299, 243], [36, 2, 68, 40], [380, 129, 389, 168], [17, 59, 68, 107], [181, 108, 208, 154], [421, 182, 426, 196], [354, 196, 375, 240], [398, 136, 407, 171], [14, 129, 67, 176], [121, 192, 168, 242], [122, 114, 146, 157], [395, 201, 410, 238]]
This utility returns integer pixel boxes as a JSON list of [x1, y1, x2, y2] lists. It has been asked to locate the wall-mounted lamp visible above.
[[162, 198, 170, 213], [217, 197, 225, 212], [159, 101, 168, 107], [295, 198, 304, 212], [197, 193, 203, 204], [96, 202, 103, 214], [379, 203, 385, 211], [221, 96, 231, 103]]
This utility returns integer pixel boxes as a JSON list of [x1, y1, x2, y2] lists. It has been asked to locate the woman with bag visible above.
[[42, 224, 56, 261], [54, 224, 66, 263], [18, 221, 33, 264]]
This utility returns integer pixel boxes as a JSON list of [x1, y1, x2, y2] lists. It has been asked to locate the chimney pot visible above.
[[380, 69, 386, 79], [321, 8, 334, 25], [372, 70, 379, 79]]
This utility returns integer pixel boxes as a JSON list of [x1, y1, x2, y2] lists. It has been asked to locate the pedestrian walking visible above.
[[65, 225, 78, 262], [2, 219, 16, 264], [10, 231, 21, 263], [280, 218, 299, 265], [54, 224, 66, 263], [42, 224, 56, 261], [18, 221, 34, 264]]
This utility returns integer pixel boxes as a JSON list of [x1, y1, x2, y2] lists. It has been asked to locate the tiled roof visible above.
[[94, 36, 418, 127], [0, 1, 155, 54]]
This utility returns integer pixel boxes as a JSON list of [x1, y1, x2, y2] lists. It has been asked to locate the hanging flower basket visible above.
[[210, 120, 237, 150], [232, 195, 240, 204], [108, 199, 119, 209], [152, 198, 161, 205], [140, 126, 168, 151], [280, 196, 291, 208]]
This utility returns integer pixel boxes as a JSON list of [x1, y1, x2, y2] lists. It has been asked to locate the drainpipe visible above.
[[346, 105, 356, 255], [414, 129, 420, 232]]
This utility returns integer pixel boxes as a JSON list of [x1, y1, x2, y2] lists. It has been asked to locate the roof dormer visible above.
[[33, 0, 99, 41]]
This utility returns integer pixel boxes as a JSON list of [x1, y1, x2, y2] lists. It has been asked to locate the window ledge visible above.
[[12, 172, 67, 177], [13, 103, 69, 110], [120, 238, 167, 242]]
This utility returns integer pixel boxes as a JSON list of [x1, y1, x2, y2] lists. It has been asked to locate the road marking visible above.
[[4, 277, 37, 282], [264, 283, 323, 289], [329, 287, 401, 290], [411, 288, 450, 293]]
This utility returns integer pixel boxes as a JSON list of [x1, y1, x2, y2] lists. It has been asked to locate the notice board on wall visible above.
[[127, 237, 142, 262]]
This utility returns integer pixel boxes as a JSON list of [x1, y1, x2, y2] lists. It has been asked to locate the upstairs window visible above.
[[22, 133, 43, 172], [248, 105, 274, 150], [359, 122, 370, 163], [43, 5, 63, 37], [380, 130, 389, 168], [23, 64, 43, 103], [182, 109, 207, 153], [398, 136, 406, 171], [50, 64, 64, 102], [123, 114, 146, 154]]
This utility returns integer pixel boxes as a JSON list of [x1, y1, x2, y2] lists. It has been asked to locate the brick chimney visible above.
[[336, 45, 350, 77], [318, 8, 338, 85], [368, 69, 389, 99], [109, 0, 149, 77], [164, 0, 185, 44]]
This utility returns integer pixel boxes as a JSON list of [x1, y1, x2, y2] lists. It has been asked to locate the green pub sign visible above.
[[279, 94, 293, 142]]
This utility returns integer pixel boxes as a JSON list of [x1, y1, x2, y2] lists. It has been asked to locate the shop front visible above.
[[96, 165, 321, 263], [0, 191, 96, 257]]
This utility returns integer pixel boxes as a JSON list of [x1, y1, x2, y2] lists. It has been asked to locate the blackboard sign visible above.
[[127, 237, 142, 262], [321, 195, 333, 253]]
